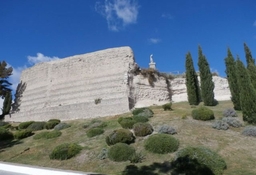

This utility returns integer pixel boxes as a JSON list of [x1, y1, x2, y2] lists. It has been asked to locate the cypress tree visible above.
[[198, 46, 215, 106], [236, 58, 256, 124], [185, 52, 201, 105], [244, 43, 256, 90], [244, 43, 255, 66], [224, 48, 241, 110]]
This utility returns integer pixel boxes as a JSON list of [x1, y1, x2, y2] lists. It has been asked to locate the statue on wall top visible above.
[[150, 54, 154, 63]]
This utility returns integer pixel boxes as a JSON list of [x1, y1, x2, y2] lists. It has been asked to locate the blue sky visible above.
[[1, 0, 256, 90]]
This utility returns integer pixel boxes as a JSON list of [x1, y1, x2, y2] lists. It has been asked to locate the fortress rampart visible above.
[[7, 47, 171, 122]]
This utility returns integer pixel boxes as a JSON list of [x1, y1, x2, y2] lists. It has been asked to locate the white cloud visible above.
[[27, 53, 59, 65], [95, 0, 139, 31], [253, 20, 256, 27], [148, 38, 161, 44]]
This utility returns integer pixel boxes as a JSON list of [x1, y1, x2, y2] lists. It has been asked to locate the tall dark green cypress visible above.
[[185, 52, 201, 105], [198, 46, 215, 106], [236, 58, 256, 124], [225, 48, 241, 110], [244, 43, 256, 90], [244, 43, 255, 66]]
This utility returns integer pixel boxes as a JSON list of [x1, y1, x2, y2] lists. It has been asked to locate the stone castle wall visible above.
[[7, 47, 172, 122], [7, 47, 138, 121]]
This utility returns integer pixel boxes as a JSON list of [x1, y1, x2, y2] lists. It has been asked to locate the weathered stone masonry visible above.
[[7, 47, 172, 122]]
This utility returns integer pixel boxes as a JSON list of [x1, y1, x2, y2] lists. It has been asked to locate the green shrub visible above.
[[212, 120, 229, 130], [133, 122, 153, 137], [48, 119, 61, 123], [45, 120, 60, 130], [0, 121, 11, 129], [144, 134, 179, 154], [18, 121, 34, 130], [133, 115, 149, 123], [49, 143, 82, 160], [132, 108, 154, 118], [105, 129, 135, 146], [0, 127, 13, 140], [223, 108, 237, 117], [108, 143, 135, 162], [14, 129, 33, 139], [162, 103, 172, 111], [222, 117, 242, 128], [158, 125, 177, 135], [54, 123, 71, 130], [192, 106, 215, 121], [86, 128, 104, 138], [33, 130, 62, 140], [242, 126, 256, 137], [83, 119, 107, 129], [129, 152, 145, 163], [118, 117, 137, 129], [174, 146, 227, 175], [27, 122, 46, 131], [98, 148, 108, 160]]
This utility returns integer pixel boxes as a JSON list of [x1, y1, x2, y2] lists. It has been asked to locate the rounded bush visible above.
[[45, 121, 60, 130], [192, 106, 215, 121], [144, 134, 179, 154], [158, 125, 177, 135], [174, 146, 227, 175], [105, 129, 135, 146], [118, 117, 137, 129], [212, 120, 229, 130], [133, 115, 149, 123], [133, 122, 153, 137], [18, 121, 35, 130], [48, 119, 61, 123], [54, 123, 71, 130], [108, 143, 135, 162], [242, 126, 256, 137], [0, 128, 13, 140], [33, 130, 62, 140], [222, 117, 242, 128], [223, 108, 237, 117], [86, 128, 104, 138], [162, 103, 172, 111], [14, 129, 33, 139], [132, 108, 154, 118], [49, 143, 82, 160], [27, 122, 46, 131]]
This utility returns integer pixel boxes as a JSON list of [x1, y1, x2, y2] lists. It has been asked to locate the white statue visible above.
[[150, 54, 154, 63]]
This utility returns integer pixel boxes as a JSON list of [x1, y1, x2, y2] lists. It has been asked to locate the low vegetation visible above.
[[1, 101, 256, 175], [174, 146, 227, 175], [192, 106, 215, 121], [144, 134, 179, 154], [49, 143, 82, 160]]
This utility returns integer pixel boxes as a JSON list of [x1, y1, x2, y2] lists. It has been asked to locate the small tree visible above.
[[0, 61, 12, 119], [198, 46, 215, 106], [2, 91, 12, 115], [225, 48, 241, 110], [11, 81, 26, 113], [236, 58, 256, 124], [0, 61, 12, 98], [185, 52, 201, 105]]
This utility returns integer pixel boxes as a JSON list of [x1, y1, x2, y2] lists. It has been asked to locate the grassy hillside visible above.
[[0, 101, 256, 175]]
